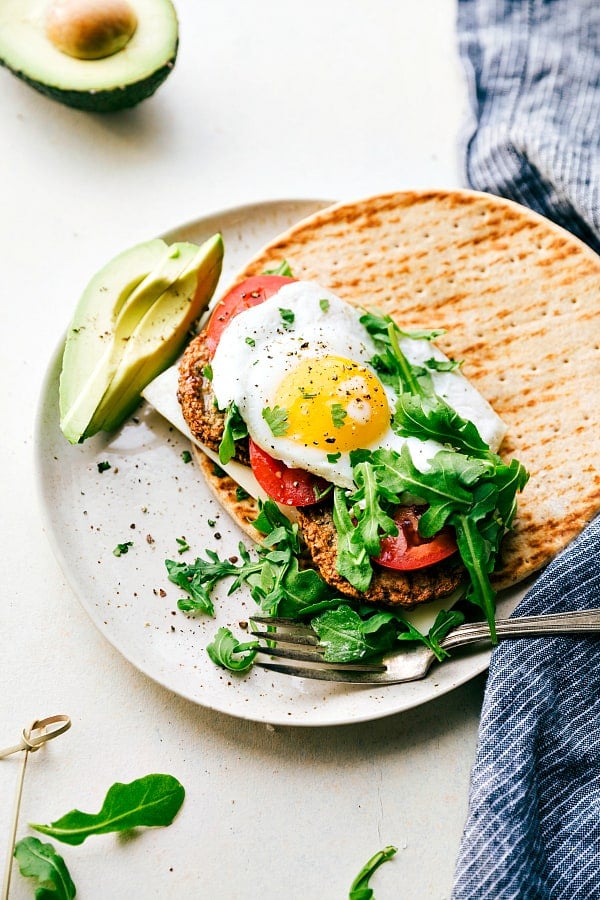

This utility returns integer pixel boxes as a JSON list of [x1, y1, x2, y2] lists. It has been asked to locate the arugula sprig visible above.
[[335, 446, 528, 641], [165, 501, 334, 619], [218, 401, 248, 464], [392, 392, 499, 460], [164, 500, 465, 671], [360, 310, 445, 398], [311, 605, 464, 663]]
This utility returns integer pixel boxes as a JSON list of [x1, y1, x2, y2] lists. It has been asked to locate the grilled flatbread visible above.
[[183, 189, 600, 593]]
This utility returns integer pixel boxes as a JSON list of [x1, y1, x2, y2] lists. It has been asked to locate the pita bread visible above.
[[187, 189, 600, 591]]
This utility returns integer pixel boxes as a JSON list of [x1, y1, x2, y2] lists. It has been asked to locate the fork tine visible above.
[[255, 660, 391, 683], [255, 646, 386, 670], [250, 615, 314, 627], [249, 629, 319, 647]]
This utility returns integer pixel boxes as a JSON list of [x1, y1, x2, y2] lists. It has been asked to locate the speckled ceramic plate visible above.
[[34, 199, 526, 727]]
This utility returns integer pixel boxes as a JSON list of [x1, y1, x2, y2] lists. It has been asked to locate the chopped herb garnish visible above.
[[113, 541, 133, 557], [236, 486, 250, 501], [263, 260, 294, 277], [245, 336, 256, 347], [331, 403, 347, 428], [327, 452, 342, 463], [262, 405, 289, 436], [202, 363, 213, 381], [176, 536, 190, 554], [319, 298, 330, 312], [279, 307, 295, 326], [97, 460, 111, 473], [181, 450, 192, 464]]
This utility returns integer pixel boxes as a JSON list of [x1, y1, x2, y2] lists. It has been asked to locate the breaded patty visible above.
[[178, 331, 250, 465], [297, 504, 465, 609]]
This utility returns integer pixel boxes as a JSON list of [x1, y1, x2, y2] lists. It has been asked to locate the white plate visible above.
[[35, 199, 527, 728]]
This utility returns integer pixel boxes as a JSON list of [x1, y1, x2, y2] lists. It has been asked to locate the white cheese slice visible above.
[[142, 365, 267, 501]]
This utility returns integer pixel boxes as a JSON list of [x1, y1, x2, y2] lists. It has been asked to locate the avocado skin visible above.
[[0, 46, 177, 112]]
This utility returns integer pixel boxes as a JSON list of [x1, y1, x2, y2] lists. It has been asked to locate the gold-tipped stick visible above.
[[1, 715, 71, 900]]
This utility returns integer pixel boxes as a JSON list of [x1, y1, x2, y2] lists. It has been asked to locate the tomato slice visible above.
[[374, 505, 458, 571], [205, 274, 296, 355], [249, 439, 329, 507]]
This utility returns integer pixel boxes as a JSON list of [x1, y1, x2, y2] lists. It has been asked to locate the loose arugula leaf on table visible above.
[[14, 837, 76, 900], [348, 844, 398, 900], [30, 774, 185, 846]]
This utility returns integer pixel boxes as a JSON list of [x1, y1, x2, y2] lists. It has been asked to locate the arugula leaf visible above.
[[263, 260, 293, 277], [262, 405, 289, 437], [349, 845, 398, 900], [392, 392, 497, 460], [311, 605, 398, 661], [166, 547, 263, 615], [219, 402, 248, 464], [30, 775, 185, 846], [423, 608, 465, 660], [14, 837, 76, 900], [360, 310, 444, 343], [207, 627, 258, 671], [333, 445, 527, 639], [332, 487, 373, 592], [360, 311, 444, 397], [425, 356, 462, 372], [348, 460, 397, 555]]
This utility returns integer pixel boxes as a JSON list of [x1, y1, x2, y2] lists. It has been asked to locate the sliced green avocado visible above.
[[59, 233, 224, 443], [0, 0, 178, 112]]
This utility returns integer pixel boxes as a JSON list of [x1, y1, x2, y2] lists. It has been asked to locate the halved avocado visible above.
[[0, 0, 178, 112], [59, 233, 224, 443]]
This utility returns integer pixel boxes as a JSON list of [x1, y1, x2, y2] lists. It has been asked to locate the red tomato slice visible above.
[[249, 439, 329, 507], [374, 506, 458, 571], [205, 274, 296, 355]]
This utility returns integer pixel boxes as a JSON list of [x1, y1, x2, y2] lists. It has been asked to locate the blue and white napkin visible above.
[[453, 1, 600, 897]]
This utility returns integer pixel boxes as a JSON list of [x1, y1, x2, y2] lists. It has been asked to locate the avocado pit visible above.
[[45, 0, 138, 60]]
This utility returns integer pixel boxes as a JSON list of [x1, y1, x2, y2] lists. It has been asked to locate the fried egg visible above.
[[210, 281, 506, 489]]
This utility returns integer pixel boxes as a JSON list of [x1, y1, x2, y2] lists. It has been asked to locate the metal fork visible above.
[[250, 608, 600, 685]]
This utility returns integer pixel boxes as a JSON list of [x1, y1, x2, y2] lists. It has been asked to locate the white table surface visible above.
[[0, 2, 489, 897]]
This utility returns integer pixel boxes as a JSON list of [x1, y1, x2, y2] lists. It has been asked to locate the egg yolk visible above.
[[273, 355, 390, 452]]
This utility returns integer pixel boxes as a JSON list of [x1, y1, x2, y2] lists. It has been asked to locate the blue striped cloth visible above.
[[453, 2, 600, 897]]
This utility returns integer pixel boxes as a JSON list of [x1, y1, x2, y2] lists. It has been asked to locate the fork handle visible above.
[[441, 607, 600, 650]]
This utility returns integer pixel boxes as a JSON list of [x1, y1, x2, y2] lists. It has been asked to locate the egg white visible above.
[[210, 281, 506, 489]]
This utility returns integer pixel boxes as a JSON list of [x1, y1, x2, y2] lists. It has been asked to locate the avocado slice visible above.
[[59, 233, 224, 443], [88, 234, 224, 434], [0, 0, 178, 112]]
